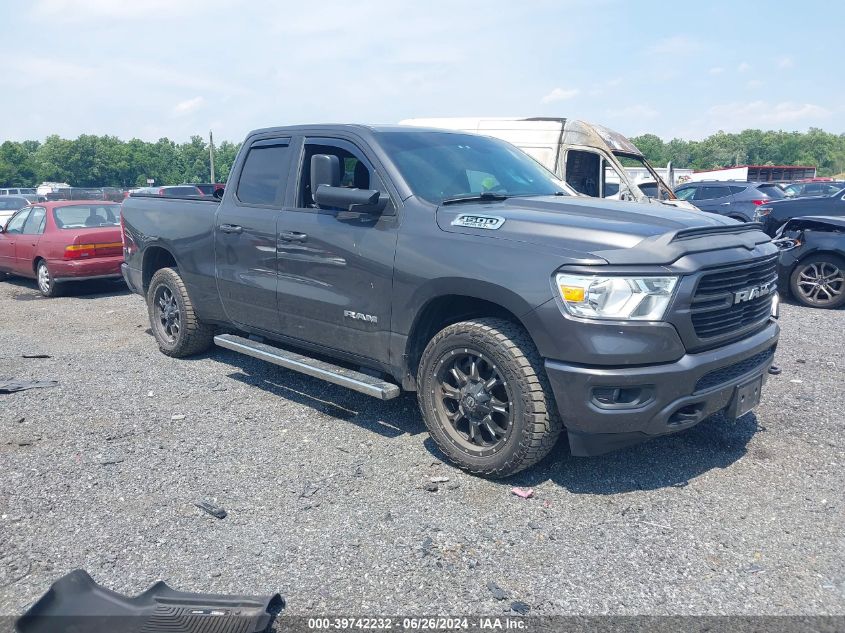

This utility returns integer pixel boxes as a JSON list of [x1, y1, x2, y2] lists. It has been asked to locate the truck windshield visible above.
[[380, 131, 570, 204]]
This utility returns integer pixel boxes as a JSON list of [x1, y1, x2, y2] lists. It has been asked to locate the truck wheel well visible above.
[[142, 247, 177, 293], [405, 295, 523, 388]]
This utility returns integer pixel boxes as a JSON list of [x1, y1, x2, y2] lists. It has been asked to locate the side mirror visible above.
[[310, 154, 341, 193], [314, 185, 389, 215]]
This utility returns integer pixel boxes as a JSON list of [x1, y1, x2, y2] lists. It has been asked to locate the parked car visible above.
[[121, 124, 779, 477], [0, 188, 37, 196], [0, 196, 31, 227], [674, 180, 786, 222], [756, 187, 845, 236], [775, 216, 845, 309], [0, 200, 124, 297], [130, 185, 204, 197], [183, 183, 226, 198], [783, 181, 845, 199]]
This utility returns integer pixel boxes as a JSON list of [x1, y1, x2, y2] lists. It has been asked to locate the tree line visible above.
[[0, 134, 241, 188], [630, 128, 845, 177], [2, 127, 845, 188]]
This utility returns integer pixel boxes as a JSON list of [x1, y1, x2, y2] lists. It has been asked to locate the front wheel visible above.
[[417, 318, 562, 478], [36, 260, 62, 297], [789, 254, 845, 309], [146, 267, 214, 357]]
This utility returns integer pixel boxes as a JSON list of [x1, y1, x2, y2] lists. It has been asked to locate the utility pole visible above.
[[209, 130, 216, 183]]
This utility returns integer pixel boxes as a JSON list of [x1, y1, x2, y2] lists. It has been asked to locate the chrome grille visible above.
[[690, 255, 777, 340]]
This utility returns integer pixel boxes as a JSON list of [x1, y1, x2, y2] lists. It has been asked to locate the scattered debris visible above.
[[768, 365, 782, 375], [789, 379, 803, 384], [446, 481, 461, 490], [98, 457, 124, 466], [430, 476, 450, 483], [21, 354, 51, 359], [0, 379, 58, 394], [16, 437, 39, 447], [542, 499, 551, 508], [510, 601, 530, 615], [170, 414, 186, 421], [300, 483, 321, 499], [511, 487, 534, 499], [421, 537, 435, 556], [146, 391, 154, 397], [487, 580, 508, 601], [423, 482, 439, 492], [528, 520, 541, 530], [194, 501, 227, 519]]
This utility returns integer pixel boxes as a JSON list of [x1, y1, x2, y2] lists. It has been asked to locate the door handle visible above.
[[279, 230, 308, 242], [219, 224, 243, 234]]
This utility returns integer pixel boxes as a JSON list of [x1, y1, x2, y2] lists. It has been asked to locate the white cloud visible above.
[[778, 56, 795, 69], [648, 35, 700, 56], [540, 87, 580, 104], [737, 62, 751, 73], [708, 66, 725, 75], [708, 101, 831, 127], [747, 79, 764, 89], [172, 97, 205, 117]]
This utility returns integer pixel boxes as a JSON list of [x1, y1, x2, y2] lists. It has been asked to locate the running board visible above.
[[213, 334, 401, 400]]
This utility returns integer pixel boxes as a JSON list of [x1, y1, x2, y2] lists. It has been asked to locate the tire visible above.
[[789, 253, 845, 309], [36, 260, 62, 297], [417, 318, 562, 478], [146, 267, 214, 357]]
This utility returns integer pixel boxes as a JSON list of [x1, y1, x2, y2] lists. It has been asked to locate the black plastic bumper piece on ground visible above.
[[16, 569, 284, 633]]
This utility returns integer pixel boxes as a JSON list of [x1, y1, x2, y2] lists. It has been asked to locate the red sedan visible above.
[[0, 200, 124, 297]]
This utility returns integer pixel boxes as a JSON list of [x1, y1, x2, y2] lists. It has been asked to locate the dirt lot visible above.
[[1, 275, 843, 617]]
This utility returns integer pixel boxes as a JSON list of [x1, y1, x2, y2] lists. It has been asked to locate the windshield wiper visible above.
[[441, 192, 509, 205]]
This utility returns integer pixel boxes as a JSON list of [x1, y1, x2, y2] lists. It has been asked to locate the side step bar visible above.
[[214, 334, 401, 400]]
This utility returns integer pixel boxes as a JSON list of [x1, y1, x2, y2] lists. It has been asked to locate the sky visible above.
[[1, 0, 842, 144]]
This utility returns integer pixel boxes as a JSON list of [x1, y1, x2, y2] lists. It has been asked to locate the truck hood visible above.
[[436, 195, 773, 265]]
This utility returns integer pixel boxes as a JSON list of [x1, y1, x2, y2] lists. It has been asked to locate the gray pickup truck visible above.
[[121, 125, 780, 477]]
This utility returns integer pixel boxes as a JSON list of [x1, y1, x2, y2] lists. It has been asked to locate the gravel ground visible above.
[[0, 275, 843, 618]]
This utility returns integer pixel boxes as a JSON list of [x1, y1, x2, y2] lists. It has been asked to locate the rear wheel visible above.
[[36, 260, 62, 297], [417, 318, 562, 478], [789, 254, 845, 309], [146, 267, 214, 357]]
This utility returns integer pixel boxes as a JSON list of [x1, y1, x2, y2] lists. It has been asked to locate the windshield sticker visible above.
[[451, 214, 506, 230]]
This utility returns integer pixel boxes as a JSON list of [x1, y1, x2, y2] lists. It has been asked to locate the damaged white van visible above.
[[401, 117, 695, 210]]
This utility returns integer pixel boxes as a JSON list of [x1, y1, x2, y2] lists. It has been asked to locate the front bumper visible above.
[[49, 256, 123, 281], [545, 320, 779, 456]]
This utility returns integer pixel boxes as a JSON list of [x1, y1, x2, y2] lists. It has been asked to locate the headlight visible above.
[[556, 273, 678, 320]]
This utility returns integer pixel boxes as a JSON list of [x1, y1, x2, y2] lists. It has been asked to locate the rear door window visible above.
[[696, 185, 732, 200], [236, 138, 293, 206], [22, 206, 46, 234]]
